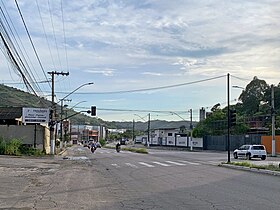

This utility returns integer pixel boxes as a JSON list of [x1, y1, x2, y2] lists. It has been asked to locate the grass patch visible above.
[[224, 161, 280, 172], [122, 147, 148, 154], [103, 145, 148, 154]]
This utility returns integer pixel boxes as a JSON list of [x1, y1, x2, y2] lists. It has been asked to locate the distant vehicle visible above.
[[120, 138, 127, 145], [233, 145, 267, 160], [135, 137, 143, 144]]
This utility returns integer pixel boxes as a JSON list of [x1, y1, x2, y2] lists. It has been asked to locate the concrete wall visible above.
[[0, 125, 50, 153]]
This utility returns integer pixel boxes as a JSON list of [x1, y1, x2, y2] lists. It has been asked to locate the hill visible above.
[[0, 84, 194, 130]]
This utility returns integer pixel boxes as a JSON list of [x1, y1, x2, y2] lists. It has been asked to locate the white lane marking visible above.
[[125, 163, 138, 168], [111, 164, 120, 168], [178, 160, 201, 165], [98, 151, 104, 154], [165, 161, 186, 166], [152, 161, 170, 167], [138, 162, 155, 168]]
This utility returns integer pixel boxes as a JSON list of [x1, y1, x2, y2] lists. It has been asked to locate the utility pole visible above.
[[60, 99, 71, 150], [271, 85, 276, 157], [48, 71, 69, 155], [147, 113, 150, 147], [132, 119, 135, 143], [190, 109, 193, 151], [227, 73, 230, 163]]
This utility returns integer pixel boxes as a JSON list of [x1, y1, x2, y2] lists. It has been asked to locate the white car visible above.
[[233, 145, 267, 160]]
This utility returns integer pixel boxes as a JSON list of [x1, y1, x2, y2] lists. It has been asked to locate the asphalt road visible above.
[[0, 146, 280, 210]]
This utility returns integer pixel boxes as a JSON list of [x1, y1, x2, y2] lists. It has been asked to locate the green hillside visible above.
[[0, 84, 104, 126]]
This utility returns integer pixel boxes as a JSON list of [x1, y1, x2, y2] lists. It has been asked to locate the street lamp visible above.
[[52, 82, 94, 154], [134, 114, 150, 147], [69, 101, 87, 110], [232, 85, 245, 90], [57, 82, 94, 104]]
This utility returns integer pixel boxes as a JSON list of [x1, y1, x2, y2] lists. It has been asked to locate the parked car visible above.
[[120, 138, 127, 145], [233, 144, 267, 160]]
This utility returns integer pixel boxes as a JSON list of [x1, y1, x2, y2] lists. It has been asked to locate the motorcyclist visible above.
[[90, 141, 97, 153], [116, 142, 121, 152]]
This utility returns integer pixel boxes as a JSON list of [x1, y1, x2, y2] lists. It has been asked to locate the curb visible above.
[[219, 163, 280, 176]]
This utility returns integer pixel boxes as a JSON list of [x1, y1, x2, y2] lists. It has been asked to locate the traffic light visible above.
[[229, 109, 237, 127], [91, 106, 96, 116]]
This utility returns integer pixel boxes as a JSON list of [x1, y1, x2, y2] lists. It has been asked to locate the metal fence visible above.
[[203, 134, 262, 151]]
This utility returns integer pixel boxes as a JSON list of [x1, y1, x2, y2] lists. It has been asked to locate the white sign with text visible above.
[[22, 107, 50, 124]]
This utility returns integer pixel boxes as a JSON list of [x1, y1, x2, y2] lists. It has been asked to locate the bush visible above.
[[99, 138, 106, 146], [5, 138, 22, 155], [0, 137, 43, 156]]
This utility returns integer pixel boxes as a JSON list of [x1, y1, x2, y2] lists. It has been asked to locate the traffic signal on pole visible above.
[[91, 106, 96, 116], [229, 109, 237, 127]]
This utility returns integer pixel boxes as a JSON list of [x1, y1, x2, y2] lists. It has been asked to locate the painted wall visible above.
[[261, 136, 280, 154]]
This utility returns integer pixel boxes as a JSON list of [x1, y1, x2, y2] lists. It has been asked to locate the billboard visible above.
[[22, 107, 50, 124]]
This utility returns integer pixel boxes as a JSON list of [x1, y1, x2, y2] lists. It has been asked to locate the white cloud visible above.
[[1, 0, 280, 121], [85, 68, 116, 76]]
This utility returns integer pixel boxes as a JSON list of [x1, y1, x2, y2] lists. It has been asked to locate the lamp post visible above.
[[134, 114, 150, 147], [69, 101, 87, 110], [54, 82, 93, 153], [170, 111, 191, 149], [232, 85, 245, 90]]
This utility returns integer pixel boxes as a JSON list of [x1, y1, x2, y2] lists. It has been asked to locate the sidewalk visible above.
[[221, 156, 280, 176]]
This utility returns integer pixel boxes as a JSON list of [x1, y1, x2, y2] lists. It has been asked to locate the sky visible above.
[[0, 0, 280, 122]]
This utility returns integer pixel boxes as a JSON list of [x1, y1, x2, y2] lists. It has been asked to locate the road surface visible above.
[[0, 145, 279, 209]]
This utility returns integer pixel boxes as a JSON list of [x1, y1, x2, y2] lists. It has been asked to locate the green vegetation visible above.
[[103, 145, 148, 154], [193, 76, 280, 137], [99, 138, 106, 146], [223, 161, 280, 172], [0, 137, 44, 156], [122, 147, 148, 154]]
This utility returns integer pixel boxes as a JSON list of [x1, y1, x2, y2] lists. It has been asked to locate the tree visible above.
[[238, 76, 269, 115]]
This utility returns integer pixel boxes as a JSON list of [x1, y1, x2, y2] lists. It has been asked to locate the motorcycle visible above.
[[116, 144, 121, 153], [90, 145, 97, 153]]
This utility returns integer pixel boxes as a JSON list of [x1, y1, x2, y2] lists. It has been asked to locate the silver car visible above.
[[233, 145, 267, 160]]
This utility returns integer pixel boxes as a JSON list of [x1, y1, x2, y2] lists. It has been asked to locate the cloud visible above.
[[85, 68, 116, 76], [141, 72, 162, 76]]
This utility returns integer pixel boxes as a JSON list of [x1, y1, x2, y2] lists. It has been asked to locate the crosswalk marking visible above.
[[152, 161, 170, 166], [125, 163, 138, 168], [165, 161, 186, 166], [178, 160, 201, 165], [110, 160, 205, 169], [138, 162, 155, 167]]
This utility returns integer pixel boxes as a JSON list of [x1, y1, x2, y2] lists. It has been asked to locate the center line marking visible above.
[[152, 161, 170, 166], [125, 163, 138, 168], [138, 162, 155, 167], [165, 161, 186, 166], [111, 164, 120, 168]]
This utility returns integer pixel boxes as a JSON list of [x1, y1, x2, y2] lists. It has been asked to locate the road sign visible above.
[[22, 107, 50, 124]]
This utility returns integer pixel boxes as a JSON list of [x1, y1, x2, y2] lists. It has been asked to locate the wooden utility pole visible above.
[[47, 71, 69, 154]]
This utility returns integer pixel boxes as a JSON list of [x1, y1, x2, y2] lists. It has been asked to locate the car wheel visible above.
[[261, 155, 266, 160], [246, 153, 251, 160], [233, 153, 238, 159]]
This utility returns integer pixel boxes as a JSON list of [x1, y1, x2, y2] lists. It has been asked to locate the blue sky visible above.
[[0, 0, 279, 122]]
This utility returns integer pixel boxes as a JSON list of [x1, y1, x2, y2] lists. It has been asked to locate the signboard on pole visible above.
[[22, 107, 50, 124]]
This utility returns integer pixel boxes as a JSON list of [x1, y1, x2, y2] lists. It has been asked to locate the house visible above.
[[150, 128, 188, 146], [0, 107, 50, 153]]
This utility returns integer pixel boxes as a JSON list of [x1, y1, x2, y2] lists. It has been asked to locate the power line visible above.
[[14, 0, 51, 90], [42, 75, 227, 95], [35, 0, 57, 71]]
